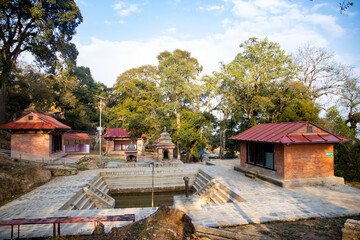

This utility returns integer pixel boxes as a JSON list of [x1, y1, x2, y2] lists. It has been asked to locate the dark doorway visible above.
[[163, 150, 169, 160]]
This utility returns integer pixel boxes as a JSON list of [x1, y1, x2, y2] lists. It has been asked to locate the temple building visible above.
[[0, 111, 71, 159], [229, 121, 352, 187], [103, 128, 146, 156]]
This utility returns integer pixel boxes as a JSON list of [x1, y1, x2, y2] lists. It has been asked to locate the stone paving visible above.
[[1, 159, 360, 239]]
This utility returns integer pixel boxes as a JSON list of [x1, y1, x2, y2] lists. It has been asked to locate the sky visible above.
[[71, 0, 360, 87]]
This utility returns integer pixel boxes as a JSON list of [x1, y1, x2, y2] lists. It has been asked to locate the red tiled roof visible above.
[[229, 121, 352, 144], [103, 128, 130, 138], [103, 128, 147, 138], [63, 133, 91, 141], [0, 112, 71, 130]]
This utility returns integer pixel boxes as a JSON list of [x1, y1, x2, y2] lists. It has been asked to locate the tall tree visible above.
[[214, 38, 305, 157], [0, 0, 82, 124], [293, 43, 350, 104], [157, 49, 202, 158], [341, 75, 360, 131], [106, 65, 162, 135]]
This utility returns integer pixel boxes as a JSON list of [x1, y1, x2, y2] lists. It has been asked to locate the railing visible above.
[[0, 214, 135, 239], [0, 149, 77, 167]]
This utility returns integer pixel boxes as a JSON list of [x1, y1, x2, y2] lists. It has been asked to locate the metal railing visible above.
[[0, 149, 77, 167]]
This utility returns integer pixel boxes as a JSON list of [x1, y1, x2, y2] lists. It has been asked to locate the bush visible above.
[[334, 141, 360, 182], [223, 152, 237, 159]]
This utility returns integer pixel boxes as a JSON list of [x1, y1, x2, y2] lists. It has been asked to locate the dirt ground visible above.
[[0, 155, 52, 205], [51, 214, 360, 240], [222, 215, 360, 240]]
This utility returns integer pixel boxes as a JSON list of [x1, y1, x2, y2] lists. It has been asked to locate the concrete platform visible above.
[[234, 164, 344, 188], [0, 160, 360, 238]]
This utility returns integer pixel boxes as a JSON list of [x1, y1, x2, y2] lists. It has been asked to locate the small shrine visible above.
[[125, 141, 138, 162], [155, 127, 176, 161]]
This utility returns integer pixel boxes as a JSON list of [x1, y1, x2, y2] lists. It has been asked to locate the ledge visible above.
[[234, 165, 344, 188]]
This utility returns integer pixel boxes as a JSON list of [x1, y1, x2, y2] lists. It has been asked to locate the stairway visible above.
[[90, 174, 110, 194], [83, 183, 115, 209], [193, 170, 245, 205], [60, 175, 113, 210], [245, 170, 258, 179], [192, 170, 213, 192]]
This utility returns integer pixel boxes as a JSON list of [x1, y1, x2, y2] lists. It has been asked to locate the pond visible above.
[[111, 191, 186, 208]]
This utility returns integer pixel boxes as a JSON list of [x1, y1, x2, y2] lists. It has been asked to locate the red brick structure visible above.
[[0, 112, 71, 159], [229, 121, 352, 187], [103, 128, 146, 156]]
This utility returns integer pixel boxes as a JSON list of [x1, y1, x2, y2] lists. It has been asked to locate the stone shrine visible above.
[[155, 127, 176, 161], [125, 141, 138, 162]]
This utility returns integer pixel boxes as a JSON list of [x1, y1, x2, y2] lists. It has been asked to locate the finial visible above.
[[164, 126, 167, 131]]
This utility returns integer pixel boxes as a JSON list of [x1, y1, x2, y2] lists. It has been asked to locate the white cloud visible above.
[[312, 3, 328, 11], [113, 1, 141, 16], [199, 5, 225, 13], [74, 0, 352, 88], [231, 0, 263, 18], [103, 20, 125, 25], [167, 27, 177, 34]]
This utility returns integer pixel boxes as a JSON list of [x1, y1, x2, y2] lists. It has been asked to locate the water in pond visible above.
[[111, 191, 185, 208]]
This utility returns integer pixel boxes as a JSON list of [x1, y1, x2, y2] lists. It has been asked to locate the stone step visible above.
[[245, 170, 258, 179], [77, 197, 92, 209], [69, 193, 88, 210], [83, 184, 115, 209]]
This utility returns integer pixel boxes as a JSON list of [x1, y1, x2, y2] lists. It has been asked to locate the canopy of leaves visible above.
[[218, 37, 301, 128], [105, 65, 162, 135]]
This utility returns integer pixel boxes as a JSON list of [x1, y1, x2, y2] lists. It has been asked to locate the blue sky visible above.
[[72, 0, 360, 87]]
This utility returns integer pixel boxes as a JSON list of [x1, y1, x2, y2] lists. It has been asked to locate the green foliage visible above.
[[105, 65, 162, 136], [334, 141, 360, 182], [218, 38, 298, 128], [318, 106, 359, 182], [319, 106, 356, 139], [157, 49, 204, 158], [0, 0, 82, 123]]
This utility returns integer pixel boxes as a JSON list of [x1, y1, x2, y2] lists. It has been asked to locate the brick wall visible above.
[[11, 133, 51, 157], [284, 143, 334, 180], [106, 139, 115, 153], [290, 124, 327, 135], [240, 142, 246, 167], [274, 144, 284, 177]]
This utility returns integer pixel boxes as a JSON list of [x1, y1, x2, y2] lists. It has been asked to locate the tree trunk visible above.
[[0, 81, 8, 125], [187, 141, 197, 162], [219, 129, 226, 159]]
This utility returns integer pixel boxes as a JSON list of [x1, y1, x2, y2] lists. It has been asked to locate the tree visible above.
[[341, 75, 360, 131], [293, 43, 350, 104], [106, 65, 162, 135], [157, 49, 202, 158], [7, 64, 54, 119], [0, 0, 82, 124], [220, 37, 296, 128], [61, 66, 99, 130], [318, 106, 359, 182]]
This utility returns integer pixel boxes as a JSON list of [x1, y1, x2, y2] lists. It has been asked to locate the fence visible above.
[[0, 148, 77, 167]]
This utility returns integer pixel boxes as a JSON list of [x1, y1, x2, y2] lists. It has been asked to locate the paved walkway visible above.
[[0, 160, 359, 238]]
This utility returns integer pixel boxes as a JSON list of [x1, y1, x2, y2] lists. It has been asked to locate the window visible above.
[[52, 135, 62, 153], [28, 116, 33, 121], [246, 142, 275, 170], [307, 126, 313, 133]]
